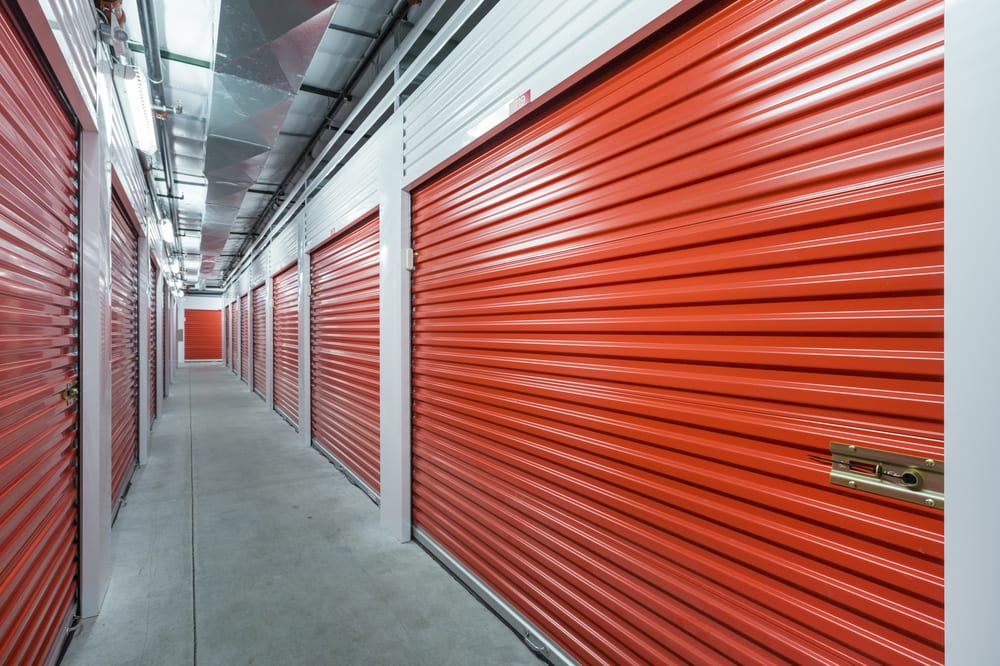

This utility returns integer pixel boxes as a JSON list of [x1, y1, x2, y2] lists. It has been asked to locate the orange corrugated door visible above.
[[272, 263, 299, 425], [0, 2, 80, 662], [163, 282, 171, 395], [310, 215, 380, 497], [184, 310, 222, 360], [149, 260, 158, 422], [252, 284, 266, 396], [110, 192, 140, 513], [230, 300, 238, 374], [222, 303, 227, 367], [240, 294, 249, 381], [411, 1, 944, 664]]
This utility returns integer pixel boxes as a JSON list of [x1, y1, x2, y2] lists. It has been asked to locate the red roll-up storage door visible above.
[[0, 3, 80, 662], [411, 2, 944, 663], [311, 215, 380, 497], [240, 294, 249, 382], [110, 192, 140, 513], [184, 309, 222, 360], [163, 282, 171, 397], [230, 300, 238, 374], [221, 304, 227, 367], [272, 263, 299, 425], [149, 260, 158, 422], [252, 284, 266, 396]]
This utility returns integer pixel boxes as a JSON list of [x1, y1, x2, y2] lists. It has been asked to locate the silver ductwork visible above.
[[199, 0, 337, 278]]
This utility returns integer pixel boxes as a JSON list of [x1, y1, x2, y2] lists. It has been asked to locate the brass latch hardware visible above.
[[60, 381, 80, 406], [811, 442, 943, 510]]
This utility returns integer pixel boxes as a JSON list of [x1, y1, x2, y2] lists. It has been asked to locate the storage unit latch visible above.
[[812, 442, 944, 510]]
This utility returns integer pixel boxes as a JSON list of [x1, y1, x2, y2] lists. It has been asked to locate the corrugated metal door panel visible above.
[[149, 261, 157, 422], [310, 215, 380, 494], [0, 4, 79, 662], [252, 285, 266, 396], [110, 192, 139, 512], [411, 1, 944, 664], [230, 300, 238, 374], [184, 310, 222, 360], [240, 294, 249, 382], [272, 263, 299, 425], [222, 303, 228, 367], [163, 282, 171, 395]]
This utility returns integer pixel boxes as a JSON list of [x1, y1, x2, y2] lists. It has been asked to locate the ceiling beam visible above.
[[299, 83, 351, 100], [328, 23, 378, 40], [127, 41, 212, 69], [155, 176, 206, 188]]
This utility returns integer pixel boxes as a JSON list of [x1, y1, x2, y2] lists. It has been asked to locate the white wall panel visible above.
[[304, 124, 385, 252], [108, 94, 151, 231], [269, 220, 299, 274], [250, 249, 269, 286], [945, 0, 1000, 662], [37, 0, 98, 122], [183, 295, 223, 310], [238, 269, 250, 295], [401, 0, 679, 182]]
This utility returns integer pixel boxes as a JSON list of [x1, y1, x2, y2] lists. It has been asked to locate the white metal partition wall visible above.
[[400, 0, 676, 184], [945, 1, 1000, 663]]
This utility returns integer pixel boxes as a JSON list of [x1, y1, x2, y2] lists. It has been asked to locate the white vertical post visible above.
[[379, 113, 411, 542], [137, 235, 150, 464], [945, 0, 1000, 662], [298, 205, 311, 446], [78, 126, 112, 617]]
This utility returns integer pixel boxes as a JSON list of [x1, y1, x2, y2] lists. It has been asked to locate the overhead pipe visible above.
[[227, 0, 414, 279], [135, 0, 180, 261], [134, 0, 163, 88]]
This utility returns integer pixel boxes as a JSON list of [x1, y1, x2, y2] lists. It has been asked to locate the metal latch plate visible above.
[[821, 442, 944, 510]]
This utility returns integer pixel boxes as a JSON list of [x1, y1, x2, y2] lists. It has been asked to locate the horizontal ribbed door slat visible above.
[[272, 264, 299, 425], [310, 215, 380, 495], [252, 285, 266, 395], [411, 1, 943, 664], [110, 193, 139, 512], [240, 295, 249, 381], [0, 3, 80, 661], [184, 310, 222, 360]]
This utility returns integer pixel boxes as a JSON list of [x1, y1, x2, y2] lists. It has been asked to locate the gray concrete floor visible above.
[[63, 363, 539, 666]]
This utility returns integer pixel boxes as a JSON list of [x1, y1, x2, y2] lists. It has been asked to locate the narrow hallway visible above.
[[63, 364, 538, 666]]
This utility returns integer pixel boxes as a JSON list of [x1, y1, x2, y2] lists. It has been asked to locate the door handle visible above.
[[60, 381, 80, 406], [810, 442, 944, 510]]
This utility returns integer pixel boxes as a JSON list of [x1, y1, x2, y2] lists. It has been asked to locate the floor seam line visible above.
[[188, 370, 198, 666]]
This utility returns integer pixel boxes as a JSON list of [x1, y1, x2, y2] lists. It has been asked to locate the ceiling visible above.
[[114, 0, 451, 291]]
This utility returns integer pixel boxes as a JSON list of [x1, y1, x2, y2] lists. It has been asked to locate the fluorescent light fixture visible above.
[[116, 65, 158, 155], [160, 218, 175, 243], [168, 257, 180, 275]]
